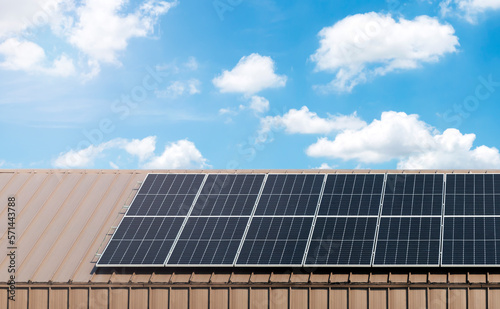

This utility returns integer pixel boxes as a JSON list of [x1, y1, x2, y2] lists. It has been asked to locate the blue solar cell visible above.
[[98, 217, 183, 265], [255, 174, 323, 215], [374, 217, 441, 265], [319, 174, 383, 216], [236, 217, 312, 265], [167, 217, 248, 265], [305, 217, 377, 265]]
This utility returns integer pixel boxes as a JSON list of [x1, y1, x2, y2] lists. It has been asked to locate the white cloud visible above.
[[213, 53, 287, 95], [440, 0, 500, 23], [248, 95, 270, 114], [311, 13, 459, 92], [258, 106, 366, 139], [123, 136, 156, 161], [316, 163, 336, 169], [68, 0, 177, 64], [53, 136, 208, 169], [0, 0, 72, 39], [0, 38, 75, 76], [142, 139, 208, 169], [0, 0, 175, 78], [155, 79, 201, 98], [306, 111, 500, 169]]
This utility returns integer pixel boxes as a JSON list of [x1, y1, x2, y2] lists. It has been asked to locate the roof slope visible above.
[[1, 169, 498, 283]]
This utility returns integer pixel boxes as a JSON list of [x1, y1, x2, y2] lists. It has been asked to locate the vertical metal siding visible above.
[[0, 286, 498, 309]]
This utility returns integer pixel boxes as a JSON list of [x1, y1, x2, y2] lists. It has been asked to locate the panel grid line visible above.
[[163, 174, 208, 265], [370, 173, 387, 266], [302, 174, 328, 266], [439, 174, 447, 266], [233, 174, 268, 266]]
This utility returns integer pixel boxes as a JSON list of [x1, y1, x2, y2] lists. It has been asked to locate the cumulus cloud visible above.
[[142, 139, 208, 169], [440, 0, 500, 23], [213, 53, 287, 95], [258, 106, 366, 140], [69, 0, 176, 65], [0, 38, 75, 76], [0, 0, 73, 39], [306, 111, 500, 169], [0, 0, 176, 78], [53, 136, 208, 169], [310, 12, 459, 92]]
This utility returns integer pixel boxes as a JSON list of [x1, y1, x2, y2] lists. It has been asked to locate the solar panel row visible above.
[[98, 173, 500, 267]]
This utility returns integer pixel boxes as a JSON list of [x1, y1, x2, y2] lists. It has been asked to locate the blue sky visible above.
[[1, 0, 500, 170]]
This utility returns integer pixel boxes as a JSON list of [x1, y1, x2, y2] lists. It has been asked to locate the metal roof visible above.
[[2, 169, 500, 284]]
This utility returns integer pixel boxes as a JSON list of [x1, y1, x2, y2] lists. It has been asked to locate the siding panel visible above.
[[211, 288, 229, 309], [331, 289, 348, 309], [251, 288, 268, 309], [151, 288, 168, 309], [70, 288, 88, 309], [10, 288, 28, 309], [291, 288, 308, 309], [111, 288, 128, 309], [171, 288, 189, 309], [90, 288, 109, 309], [231, 288, 249, 309], [469, 289, 486, 309], [131, 288, 148, 309], [369, 289, 387, 309], [310, 288, 328, 309], [50, 288, 69, 309], [271, 288, 288, 309], [409, 289, 426, 309], [389, 289, 406, 309], [429, 289, 447, 309], [191, 288, 209, 309], [30, 288, 49, 309], [350, 289, 368, 309], [449, 289, 466, 309]]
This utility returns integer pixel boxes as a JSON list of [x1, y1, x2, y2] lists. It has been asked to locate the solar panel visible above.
[[318, 174, 384, 215], [98, 217, 184, 266], [254, 174, 323, 215], [236, 216, 313, 265], [383, 174, 443, 216], [442, 216, 500, 265], [98, 172, 500, 268], [167, 217, 248, 265], [374, 217, 441, 265], [127, 174, 205, 216], [191, 174, 264, 216], [305, 217, 377, 265], [445, 174, 500, 215]]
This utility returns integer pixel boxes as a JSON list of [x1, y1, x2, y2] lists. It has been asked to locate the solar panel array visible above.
[[98, 173, 500, 267]]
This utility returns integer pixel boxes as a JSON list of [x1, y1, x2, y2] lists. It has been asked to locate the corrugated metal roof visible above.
[[1, 169, 500, 284]]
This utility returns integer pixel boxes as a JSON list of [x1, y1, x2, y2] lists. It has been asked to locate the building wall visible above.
[[1, 284, 498, 309]]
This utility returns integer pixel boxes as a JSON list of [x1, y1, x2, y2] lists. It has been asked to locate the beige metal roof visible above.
[[2, 169, 500, 284]]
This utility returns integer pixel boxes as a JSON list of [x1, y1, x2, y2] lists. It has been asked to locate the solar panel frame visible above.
[[373, 174, 445, 267], [97, 173, 208, 267], [234, 173, 326, 267], [166, 216, 250, 266], [304, 173, 384, 267], [442, 173, 500, 266], [163, 173, 267, 267], [235, 216, 314, 266]]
